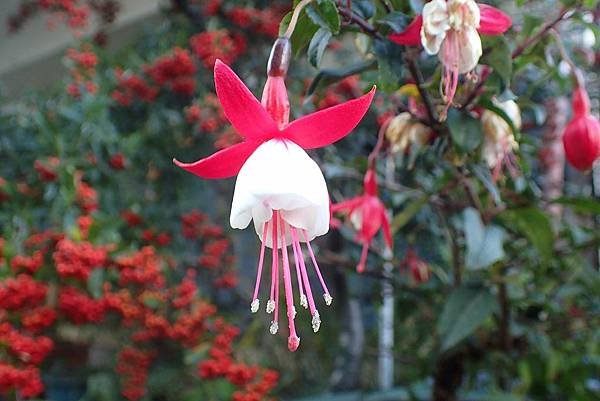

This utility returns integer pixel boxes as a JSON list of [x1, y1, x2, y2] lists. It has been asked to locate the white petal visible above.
[[421, 0, 449, 55], [456, 27, 482, 74], [229, 139, 330, 248]]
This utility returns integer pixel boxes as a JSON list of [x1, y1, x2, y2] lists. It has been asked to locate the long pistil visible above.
[[280, 221, 300, 351]]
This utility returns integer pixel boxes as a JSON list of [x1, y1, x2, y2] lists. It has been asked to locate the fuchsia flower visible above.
[[562, 85, 600, 171], [331, 169, 392, 273], [389, 0, 512, 110], [174, 54, 375, 351]]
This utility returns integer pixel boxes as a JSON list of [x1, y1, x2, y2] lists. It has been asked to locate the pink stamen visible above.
[[280, 221, 300, 351], [291, 227, 320, 332], [441, 31, 460, 116], [270, 211, 280, 334], [251, 222, 269, 313], [356, 242, 370, 273], [302, 230, 332, 305], [290, 227, 307, 309]]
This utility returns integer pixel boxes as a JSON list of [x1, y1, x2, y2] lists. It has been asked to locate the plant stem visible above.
[[404, 53, 438, 125], [338, 6, 383, 39], [284, 0, 314, 38]]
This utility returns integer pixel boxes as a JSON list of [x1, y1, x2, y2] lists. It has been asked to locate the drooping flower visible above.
[[174, 52, 375, 351], [331, 169, 392, 273], [481, 99, 521, 180], [389, 0, 512, 110], [562, 85, 600, 171], [385, 112, 432, 155], [401, 249, 431, 284]]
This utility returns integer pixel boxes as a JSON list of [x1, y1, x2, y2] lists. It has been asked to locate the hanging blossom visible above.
[[389, 0, 512, 111], [481, 99, 521, 181], [331, 169, 392, 273], [562, 84, 600, 171], [174, 40, 375, 351]]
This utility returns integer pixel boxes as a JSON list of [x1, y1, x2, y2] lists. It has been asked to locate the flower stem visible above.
[[284, 0, 314, 39]]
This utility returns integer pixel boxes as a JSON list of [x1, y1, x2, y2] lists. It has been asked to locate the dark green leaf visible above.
[[499, 208, 554, 262], [306, 0, 340, 34], [447, 109, 483, 152], [373, 39, 405, 91], [391, 194, 429, 234], [352, 0, 376, 20], [551, 197, 600, 214], [280, 11, 319, 55], [377, 11, 410, 33], [480, 36, 512, 89], [308, 28, 332, 68], [464, 208, 505, 270], [472, 164, 502, 206], [305, 59, 377, 97], [87, 268, 104, 299], [438, 285, 498, 350]]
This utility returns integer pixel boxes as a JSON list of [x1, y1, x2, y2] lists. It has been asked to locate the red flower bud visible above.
[[562, 87, 600, 171]]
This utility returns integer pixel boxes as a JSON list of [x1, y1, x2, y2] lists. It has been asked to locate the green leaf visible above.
[[499, 208, 554, 262], [86, 373, 117, 401], [551, 197, 600, 214], [280, 11, 319, 55], [472, 164, 502, 206], [447, 109, 483, 152], [377, 11, 410, 33], [87, 268, 104, 299], [373, 39, 405, 92], [306, 0, 340, 34], [352, 0, 376, 19], [391, 194, 429, 234], [583, 0, 599, 9], [305, 59, 377, 97], [464, 208, 505, 270], [308, 28, 332, 68], [480, 36, 512, 89], [437, 285, 498, 350]]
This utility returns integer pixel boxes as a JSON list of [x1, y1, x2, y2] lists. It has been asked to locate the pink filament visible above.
[[252, 222, 269, 302], [291, 227, 317, 316], [280, 220, 300, 351], [356, 242, 370, 273], [290, 227, 305, 304], [442, 31, 460, 114], [302, 229, 331, 297], [273, 211, 280, 325]]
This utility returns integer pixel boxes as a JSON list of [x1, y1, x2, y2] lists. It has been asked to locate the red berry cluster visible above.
[[53, 238, 108, 281], [116, 347, 155, 401], [198, 1, 285, 38], [59, 286, 106, 323], [145, 48, 197, 96], [33, 157, 60, 182], [74, 172, 99, 214], [65, 47, 98, 97], [0, 364, 44, 398], [1, 160, 276, 401], [115, 247, 164, 288], [185, 94, 242, 150], [181, 209, 238, 288], [111, 69, 158, 106], [112, 48, 196, 105], [199, 319, 279, 401], [224, 6, 283, 38], [313, 76, 362, 110], [189, 29, 247, 69], [8, 0, 120, 42]]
